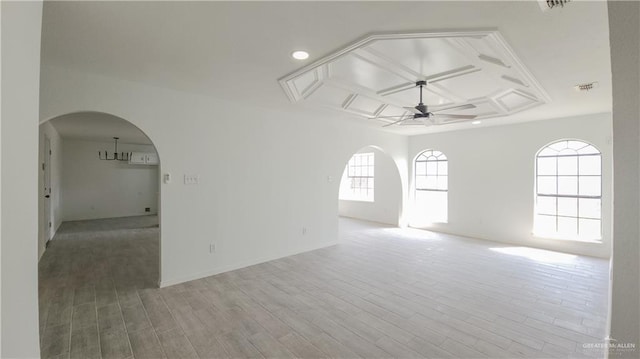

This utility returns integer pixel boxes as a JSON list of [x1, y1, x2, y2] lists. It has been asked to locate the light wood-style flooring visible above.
[[39, 216, 609, 358]]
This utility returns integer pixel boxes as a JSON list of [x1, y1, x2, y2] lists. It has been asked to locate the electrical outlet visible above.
[[209, 243, 216, 253], [184, 174, 200, 185], [145, 207, 150, 212]]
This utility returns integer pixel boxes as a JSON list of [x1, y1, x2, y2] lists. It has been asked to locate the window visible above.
[[534, 140, 602, 240], [339, 152, 374, 202], [414, 150, 448, 223]]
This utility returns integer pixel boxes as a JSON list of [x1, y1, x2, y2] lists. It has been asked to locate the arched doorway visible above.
[[337, 145, 403, 228], [37, 112, 162, 357]]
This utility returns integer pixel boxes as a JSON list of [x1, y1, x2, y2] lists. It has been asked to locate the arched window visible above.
[[414, 150, 448, 223], [535, 140, 602, 240]]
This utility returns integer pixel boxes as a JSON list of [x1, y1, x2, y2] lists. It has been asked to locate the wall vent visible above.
[[538, 0, 571, 11], [575, 82, 599, 92], [546, 0, 571, 9]]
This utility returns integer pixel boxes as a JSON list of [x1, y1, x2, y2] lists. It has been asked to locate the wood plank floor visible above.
[[39, 217, 609, 358]]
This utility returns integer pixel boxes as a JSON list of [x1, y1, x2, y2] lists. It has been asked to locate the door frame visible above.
[[43, 135, 52, 245]]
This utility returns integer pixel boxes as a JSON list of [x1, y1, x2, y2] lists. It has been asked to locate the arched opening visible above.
[[337, 145, 403, 231], [37, 112, 162, 355]]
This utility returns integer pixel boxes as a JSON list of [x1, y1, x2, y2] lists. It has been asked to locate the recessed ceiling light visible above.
[[471, 120, 482, 125], [291, 50, 309, 60]]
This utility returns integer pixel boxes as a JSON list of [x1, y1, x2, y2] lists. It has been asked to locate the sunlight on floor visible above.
[[381, 227, 443, 241], [490, 246, 577, 263]]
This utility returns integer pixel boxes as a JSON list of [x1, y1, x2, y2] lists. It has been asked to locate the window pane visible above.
[[416, 162, 427, 176], [536, 196, 556, 216], [537, 157, 556, 176], [414, 190, 447, 223], [426, 162, 437, 175], [577, 144, 600, 155], [557, 197, 578, 217], [579, 176, 601, 196], [558, 217, 578, 236], [438, 162, 448, 176], [416, 176, 427, 189], [537, 177, 557, 195], [538, 148, 557, 157], [558, 148, 577, 157], [557, 156, 578, 175], [549, 141, 568, 152], [579, 219, 601, 238], [579, 155, 601, 175], [568, 140, 587, 150], [535, 214, 556, 234], [425, 177, 437, 189], [558, 176, 578, 195], [437, 176, 448, 190], [579, 198, 601, 219]]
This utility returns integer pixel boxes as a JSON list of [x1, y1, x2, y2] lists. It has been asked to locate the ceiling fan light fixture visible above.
[[291, 50, 309, 60]]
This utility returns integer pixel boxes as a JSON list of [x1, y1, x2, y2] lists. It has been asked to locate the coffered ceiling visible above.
[[279, 30, 550, 127], [41, 1, 612, 135]]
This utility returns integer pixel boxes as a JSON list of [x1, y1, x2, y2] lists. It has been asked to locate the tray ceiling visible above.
[[279, 30, 551, 128]]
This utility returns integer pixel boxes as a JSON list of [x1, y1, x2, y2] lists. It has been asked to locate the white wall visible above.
[[408, 113, 612, 258], [38, 122, 62, 257], [608, 1, 640, 354], [40, 65, 409, 287], [0, 1, 43, 357], [61, 139, 159, 221], [339, 146, 402, 226]]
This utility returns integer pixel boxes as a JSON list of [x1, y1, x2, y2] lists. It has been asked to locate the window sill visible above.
[[339, 198, 374, 203], [532, 233, 603, 244]]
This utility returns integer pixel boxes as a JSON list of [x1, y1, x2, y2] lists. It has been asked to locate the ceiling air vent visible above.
[[538, 0, 571, 11], [546, 0, 571, 9], [575, 82, 599, 92]]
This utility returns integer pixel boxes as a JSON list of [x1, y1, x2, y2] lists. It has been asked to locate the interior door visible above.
[[43, 136, 52, 242]]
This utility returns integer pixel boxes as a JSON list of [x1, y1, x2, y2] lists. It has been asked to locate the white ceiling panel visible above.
[[366, 38, 472, 78], [280, 30, 550, 129], [433, 69, 502, 99], [329, 54, 406, 93]]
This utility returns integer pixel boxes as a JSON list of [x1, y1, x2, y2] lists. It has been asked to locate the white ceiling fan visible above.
[[373, 81, 477, 127]]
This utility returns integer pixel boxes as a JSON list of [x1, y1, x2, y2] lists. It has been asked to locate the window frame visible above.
[[340, 152, 375, 202], [413, 149, 448, 223], [534, 139, 602, 241]]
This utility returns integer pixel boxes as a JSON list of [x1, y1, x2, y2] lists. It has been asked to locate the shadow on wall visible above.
[[338, 145, 403, 226]]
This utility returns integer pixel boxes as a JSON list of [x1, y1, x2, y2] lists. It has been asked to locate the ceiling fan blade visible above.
[[403, 106, 421, 114], [433, 103, 476, 112], [400, 118, 430, 126], [382, 117, 411, 127], [433, 114, 477, 119], [370, 115, 409, 119]]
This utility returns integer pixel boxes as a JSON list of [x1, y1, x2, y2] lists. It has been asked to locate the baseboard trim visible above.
[[158, 240, 339, 288]]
